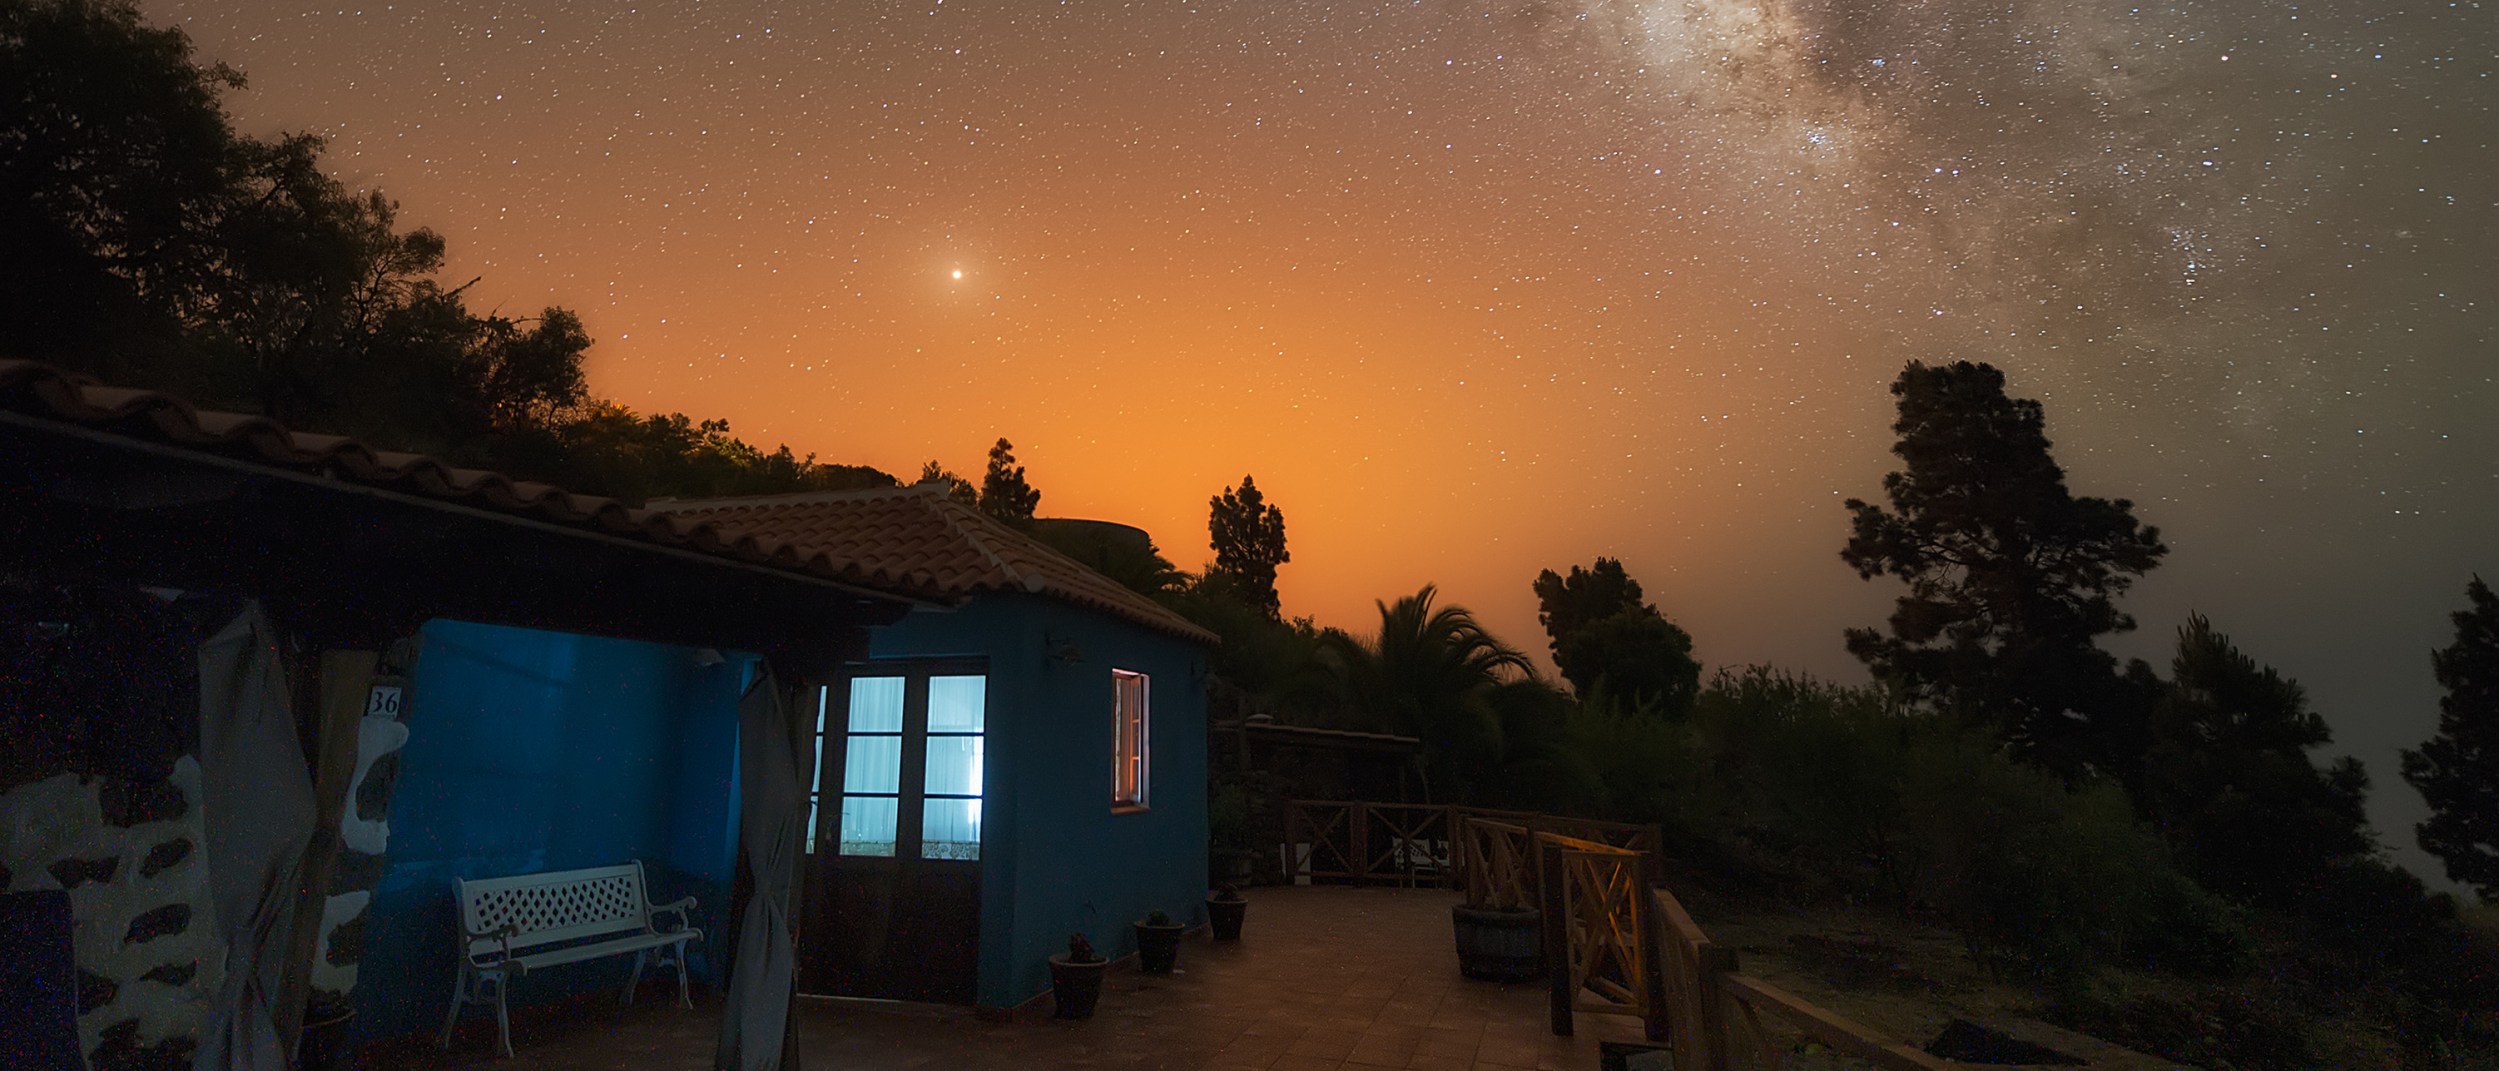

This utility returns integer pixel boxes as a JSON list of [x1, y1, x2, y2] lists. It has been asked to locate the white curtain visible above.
[[717, 669, 803, 1071], [193, 602, 316, 1071]]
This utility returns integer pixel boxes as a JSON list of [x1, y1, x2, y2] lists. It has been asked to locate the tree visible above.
[[1208, 475, 1289, 619], [552, 405, 896, 504], [1327, 585, 1530, 801], [1532, 558, 1701, 717], [2404, 576, 2499, 900], [917, 460, 978, 505], [0, 0, 591, 440], [1553, 609, 1701, 718], [1842, 360, 2167, 774], [978, 437, 1040, 524], [2141, 615, 2372, 904], [2, 0, 246, 379], [0, 0, 931, 509], [1533, 558, 1642, 645], [1031, 519, 1182, 598]]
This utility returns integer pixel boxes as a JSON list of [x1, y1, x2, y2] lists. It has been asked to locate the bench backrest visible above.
[[456, 861, 652, 959]]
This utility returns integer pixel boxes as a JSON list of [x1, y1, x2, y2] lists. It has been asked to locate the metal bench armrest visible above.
[[461, 922, 518, 966], [650, 896, 698, 933]]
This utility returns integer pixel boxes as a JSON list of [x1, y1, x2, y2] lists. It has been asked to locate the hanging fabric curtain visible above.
[[717, 667, 804, 1071], [193, 602, 316, 1071]]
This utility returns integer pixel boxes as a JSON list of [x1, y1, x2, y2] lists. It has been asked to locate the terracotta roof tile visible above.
[[0, 359, 942, 605], [650, 486, 1219, 646]]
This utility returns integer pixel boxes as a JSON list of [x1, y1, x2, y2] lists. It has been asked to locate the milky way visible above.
[[153, 0, 2496, 884]]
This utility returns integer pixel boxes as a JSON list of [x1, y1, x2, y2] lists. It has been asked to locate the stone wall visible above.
[[309, 709, 411, 1017], [0, 759, 223, 1071]]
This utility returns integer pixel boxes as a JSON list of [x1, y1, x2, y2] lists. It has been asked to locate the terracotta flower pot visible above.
[[1206, 896, 1247, 941], [1048, 955, 1108, 1019], [1133, 920, 1186, 974]]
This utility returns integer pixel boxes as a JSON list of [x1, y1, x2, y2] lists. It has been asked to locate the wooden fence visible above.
[[1279, 800, 1461, 887], [1279, 800, 1668, 893], [1539, 833, 1659, 1039], [1419, 806, 1951, 1071]]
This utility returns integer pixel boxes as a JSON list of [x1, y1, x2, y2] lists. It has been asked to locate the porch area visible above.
[[373, 885, 1652, 1071]]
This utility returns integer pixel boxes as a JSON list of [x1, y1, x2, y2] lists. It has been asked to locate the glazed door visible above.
[[796, 662, 985, 1003]]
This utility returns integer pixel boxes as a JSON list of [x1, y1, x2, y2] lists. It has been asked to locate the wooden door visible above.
[[796, 662, 985, 1003]]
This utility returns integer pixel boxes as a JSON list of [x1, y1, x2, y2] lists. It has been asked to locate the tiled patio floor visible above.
[[377, 885, 1651, 1070]]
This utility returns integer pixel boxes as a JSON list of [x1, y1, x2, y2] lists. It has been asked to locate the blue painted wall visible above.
[[355, 621, 745, 1043], [868, 593, 1210, 1010]]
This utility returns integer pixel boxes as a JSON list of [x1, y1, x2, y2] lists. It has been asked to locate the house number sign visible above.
[[367, 684, 405, 720]]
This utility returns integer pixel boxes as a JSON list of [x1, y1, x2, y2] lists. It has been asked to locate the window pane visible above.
[[842, 735, 901, 794], [927, 675, 986, 732], [924, 735, 984, 797], [839, 796, 897, 857], [921, 799, 982, 861], [1113, 669, 1149, 806], [848, 676, 905, 732]]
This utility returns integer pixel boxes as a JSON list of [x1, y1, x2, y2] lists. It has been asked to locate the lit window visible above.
[[806, 668, 987, 862], [837, 676, 905, 857], [1112, 669, 1149, 809], [919, 675, 985, 861]]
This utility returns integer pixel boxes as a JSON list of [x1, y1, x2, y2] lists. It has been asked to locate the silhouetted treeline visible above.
[[1, 0, 891, 503], [1182, 364, 2494, 1069]]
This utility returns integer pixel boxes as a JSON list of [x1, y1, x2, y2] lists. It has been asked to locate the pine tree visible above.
[[1207, 475, 1289, 619], [2403, 576, 2499, 900], [977, 438, 1040, 523], [1842, 360, 2166, 774], [917, 460, 978, 505]]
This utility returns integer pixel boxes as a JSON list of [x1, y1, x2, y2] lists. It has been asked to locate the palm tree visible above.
[[1329, 584, 1533, 802]]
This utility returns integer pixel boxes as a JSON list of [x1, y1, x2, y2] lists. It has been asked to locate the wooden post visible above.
[[1542, 841, 1572, 1037], [1697, 944, 1737, 1071], [275, 649, 378, 1056], [1282, 800, 1303, 882], [1349, 801, 1370, 883], [1639, 879, 1671, 1043]]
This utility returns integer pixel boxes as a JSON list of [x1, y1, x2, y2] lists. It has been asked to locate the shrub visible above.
[[1898, 738, 2173, 988], [2055, 987, 2318, 1071], [2123, 874, 2253, 978]]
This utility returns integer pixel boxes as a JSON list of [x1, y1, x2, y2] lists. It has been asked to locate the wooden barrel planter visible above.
[[1451, 904, 1542, 982]]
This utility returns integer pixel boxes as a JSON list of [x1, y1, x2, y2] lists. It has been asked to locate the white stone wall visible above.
[[310, 713, 410, 1003], [0, 757, 224, 1069]]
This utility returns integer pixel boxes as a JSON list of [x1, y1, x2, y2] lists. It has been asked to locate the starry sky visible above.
[[153, 0, 2494, 887]]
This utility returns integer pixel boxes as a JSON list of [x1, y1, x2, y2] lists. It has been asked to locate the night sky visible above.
[[153, 0, 2495, 885]]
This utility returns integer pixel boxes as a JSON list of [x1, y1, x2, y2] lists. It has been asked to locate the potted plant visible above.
[[1206, 884, 1247, 941], [1048, 932, 1107, 1019], [1453, 896, 1543, 981], [1133, 909, 1186, 973]]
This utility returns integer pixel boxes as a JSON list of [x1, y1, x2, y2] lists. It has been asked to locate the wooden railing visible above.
[[1280, 800, 1465, 887], [1448, 808, 1667, 904], [1457, 817, 1535, 909], [1645, 880, 1952, 1070], [1281, 800, 1666, 894], [1281, 801, 1947, 1068], [1540, 833, 1659, 1040]]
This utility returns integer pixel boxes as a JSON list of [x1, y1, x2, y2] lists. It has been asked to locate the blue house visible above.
[[652, 485, 1219, 1015], [0, 360, 942, 1063]]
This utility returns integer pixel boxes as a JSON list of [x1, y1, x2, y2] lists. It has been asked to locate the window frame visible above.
[[1111, 668, 1150, 812], [809, 659, 989, 862]]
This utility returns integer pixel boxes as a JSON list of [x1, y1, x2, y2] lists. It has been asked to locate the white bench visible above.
[[438, 860, 701, 1057]]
